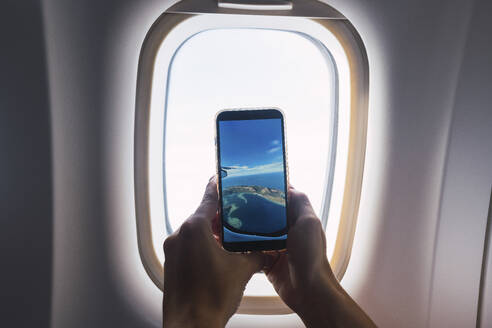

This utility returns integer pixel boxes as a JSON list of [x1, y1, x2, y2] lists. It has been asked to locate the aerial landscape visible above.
[[222, 183, 287, 235], [218, 118, 288, 241]]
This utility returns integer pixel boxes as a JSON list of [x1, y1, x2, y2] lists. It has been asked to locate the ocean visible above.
[[225, 193, 286, 234]]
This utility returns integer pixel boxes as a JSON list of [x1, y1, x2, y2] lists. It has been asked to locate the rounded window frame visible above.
[[134, 0, 369, 315]]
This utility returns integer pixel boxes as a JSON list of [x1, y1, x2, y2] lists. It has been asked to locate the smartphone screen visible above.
[[216, 109, 288, 252]]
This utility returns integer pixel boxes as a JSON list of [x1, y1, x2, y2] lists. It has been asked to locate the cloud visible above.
[[226, 162, 283, 177], [267, 146, 281, 153], [226, 165, 248, 169], [271, 140, 280, 145]]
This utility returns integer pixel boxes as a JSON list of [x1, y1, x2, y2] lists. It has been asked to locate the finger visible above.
[[173, 213, 193, 236], [237, 251, 265, 278], [211, 211, 221, 236], [265, 252, 289, 287], [248, 251, 266, 272], [190, 177, 219, 229], [262, 252, 281, 274], [287, 216, 325, 257], [163, 236, 179, 291], [287, 189, 316, 226]]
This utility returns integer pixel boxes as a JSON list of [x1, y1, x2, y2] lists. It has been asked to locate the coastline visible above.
[[225, 190, 285, 209]]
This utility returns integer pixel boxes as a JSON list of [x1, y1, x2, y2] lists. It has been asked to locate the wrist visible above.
[[297, 283, 344, 328], [295, 263, 344, 327], [163, 304, 226, 328], [163, 314, 224, 328], [295, 264, 375, 328]]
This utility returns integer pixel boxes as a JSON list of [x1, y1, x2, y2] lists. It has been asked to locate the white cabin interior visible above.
[[1, 0, 491, 327]]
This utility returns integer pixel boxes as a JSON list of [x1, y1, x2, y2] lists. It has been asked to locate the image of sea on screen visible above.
[[218, 118, 288, 243]]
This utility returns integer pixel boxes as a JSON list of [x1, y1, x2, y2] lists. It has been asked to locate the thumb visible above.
[[192, 177, 218, 227], [238, 252, 265, 278]]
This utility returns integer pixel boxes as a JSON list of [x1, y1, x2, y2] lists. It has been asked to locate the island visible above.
[[221, 185, 287, 233], [222, 185, 285, 206]]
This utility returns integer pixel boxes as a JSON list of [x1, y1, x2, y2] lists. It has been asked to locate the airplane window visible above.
[[163, 28, 337, 296], [134, 5, 368, 314]]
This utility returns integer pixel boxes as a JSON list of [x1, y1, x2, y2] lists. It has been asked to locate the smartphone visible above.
[[215, 108, 289, 252]]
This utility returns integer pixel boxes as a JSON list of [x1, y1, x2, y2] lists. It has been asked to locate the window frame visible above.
[[134, 0, 368, 315]]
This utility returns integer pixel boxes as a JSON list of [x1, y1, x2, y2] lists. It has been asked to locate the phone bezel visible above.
[[216, 108, 289, 252]]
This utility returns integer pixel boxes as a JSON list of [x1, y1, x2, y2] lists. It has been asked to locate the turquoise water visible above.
[[224, 193, 286, 235], [221, 171, 288, 242]]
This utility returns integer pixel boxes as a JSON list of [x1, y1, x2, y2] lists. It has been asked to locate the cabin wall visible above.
[[1, 0, 490, 327], [0, 1, 53, 327], [427, 0, 492, 326], [339, 1, 492, 327]]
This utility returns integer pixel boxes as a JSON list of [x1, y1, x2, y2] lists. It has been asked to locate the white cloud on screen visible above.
[[267, 146, 281, 153], [225, 162, 283, 177]]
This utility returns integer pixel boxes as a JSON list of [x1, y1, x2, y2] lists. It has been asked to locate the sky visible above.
[[219, 118, 284, 177]]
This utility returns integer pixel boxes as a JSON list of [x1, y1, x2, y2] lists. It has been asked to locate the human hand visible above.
[[263, 186, 334, 315], [264, 186, 376, 327], [162, 178, 264, 328]]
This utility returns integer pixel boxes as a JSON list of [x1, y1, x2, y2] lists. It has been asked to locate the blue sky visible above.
[[219, 118, 283, 177]]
